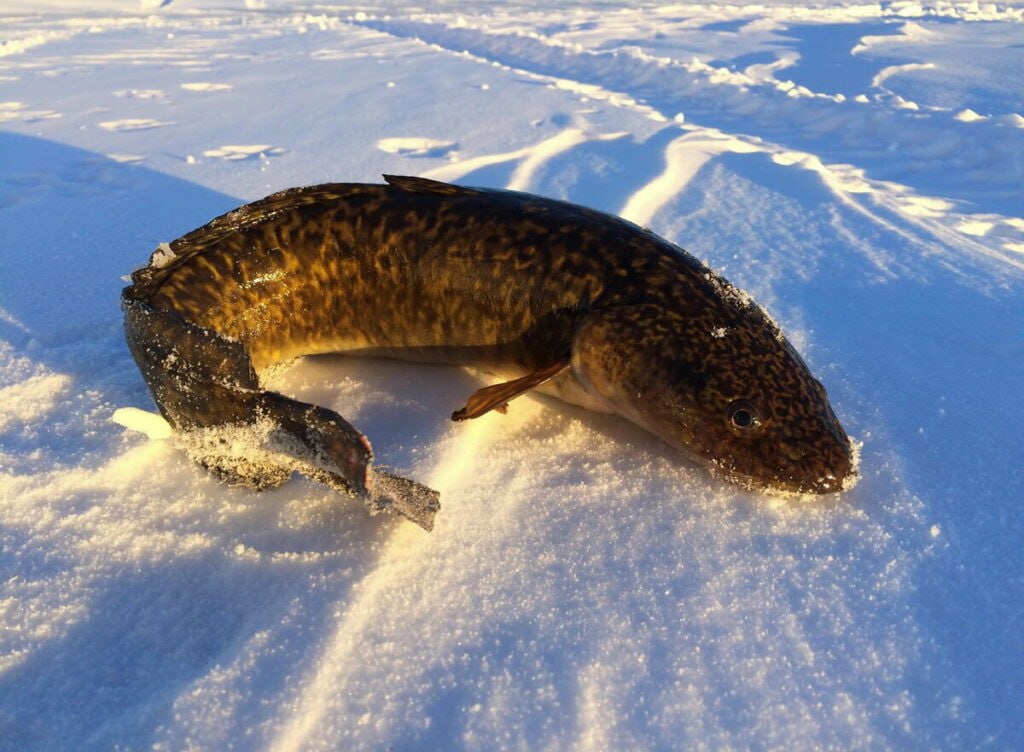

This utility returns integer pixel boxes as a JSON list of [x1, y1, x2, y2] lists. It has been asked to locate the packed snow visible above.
[[1, 1, 1022, 749]]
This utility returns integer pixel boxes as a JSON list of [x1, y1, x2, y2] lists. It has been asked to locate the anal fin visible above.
[[451, 359, 570, 421]]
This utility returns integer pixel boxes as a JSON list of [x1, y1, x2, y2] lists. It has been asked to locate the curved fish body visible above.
[[123, 175, 857, 530]]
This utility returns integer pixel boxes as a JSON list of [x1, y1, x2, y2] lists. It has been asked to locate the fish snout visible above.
[[802, 435, 857, 494], [770, 431, 857, 495]]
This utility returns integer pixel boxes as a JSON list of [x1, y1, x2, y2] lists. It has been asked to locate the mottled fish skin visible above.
[[123, 175, 856, 522]]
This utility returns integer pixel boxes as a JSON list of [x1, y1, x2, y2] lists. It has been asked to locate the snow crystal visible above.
[[150, 241, 176, 268]]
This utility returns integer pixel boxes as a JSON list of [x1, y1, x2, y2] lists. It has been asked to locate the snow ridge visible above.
[[359, 16, 1024, 275]]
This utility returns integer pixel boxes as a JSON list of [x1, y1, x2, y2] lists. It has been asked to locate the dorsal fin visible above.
[[383, 174, 481, 197]]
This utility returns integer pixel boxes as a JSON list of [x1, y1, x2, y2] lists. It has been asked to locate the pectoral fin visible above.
[[451, 359, 570, 421]]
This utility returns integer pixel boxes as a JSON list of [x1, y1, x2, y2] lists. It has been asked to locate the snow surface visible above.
[[1, 1, 1022, 749]]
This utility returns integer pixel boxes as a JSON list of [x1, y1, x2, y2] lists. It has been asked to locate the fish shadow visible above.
[[0, 132, 239, 347], [0, 133, 240, 467], [0, 138, 400, 750]]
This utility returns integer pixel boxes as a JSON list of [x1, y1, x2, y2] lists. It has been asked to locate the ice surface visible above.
[[0, 1, 1022, 750]]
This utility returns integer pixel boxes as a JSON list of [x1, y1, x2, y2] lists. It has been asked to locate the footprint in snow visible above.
[[202, 144, 287, 161], [114, 89, 167, 100], [181, 82, 233, 92], [106, 153, 146, 164], [0, 101, 62, 123], [98, 118, 170, 132], [376, 137, 457, 158]]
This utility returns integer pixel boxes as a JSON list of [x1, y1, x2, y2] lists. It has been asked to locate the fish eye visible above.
[[726, 400, 761, 432]]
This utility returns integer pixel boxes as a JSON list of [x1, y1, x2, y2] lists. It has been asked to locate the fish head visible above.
[[572, 299, 857, 495]]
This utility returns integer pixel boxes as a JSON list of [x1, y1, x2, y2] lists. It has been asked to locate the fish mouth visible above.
[[710, 437, 861, 497]]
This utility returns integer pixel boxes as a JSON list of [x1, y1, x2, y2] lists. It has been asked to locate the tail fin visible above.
[[122, 293, 439, 529]]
